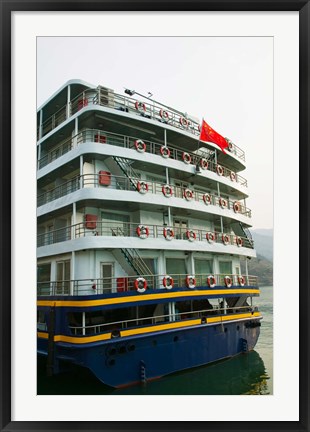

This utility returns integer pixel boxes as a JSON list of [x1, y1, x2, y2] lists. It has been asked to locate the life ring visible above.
[[159, 109, 170, 120], [137, 181, 149, 194], [134, 277, 147, 293], [163, 227, 174, 241], [224, 276, 232, 288], [200, 158, 208, 170], [238, 275, 245, 286], [233, 201, 241, 213], [206, 232, 215, 243], [162, 184, 173, 197], [186, 275, 196, 289], [134, 139, 146, 153], [207, 275, 216, 288], [163, 275, 174, 289], [222, 234, 230, 245], [136, 225, 149, 239], [179, 117, 189, 128], [219, 198, 227, 209], [203, 193, 212, 205], [184, 188, 194, 201], [236, 237, 243, 247], [216, 165, 224, 176], [182, 152, 191, 164], [230, 171, 237, 182], [135, 101, 146, 112], [186, 230, 196, 242], [160, 146, 171, 158]]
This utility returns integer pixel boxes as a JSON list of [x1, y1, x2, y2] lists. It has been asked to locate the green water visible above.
[[37, 287, 273, 395]]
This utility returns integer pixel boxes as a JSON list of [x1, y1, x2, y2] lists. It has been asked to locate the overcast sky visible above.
[[37, 36, 273, 230]]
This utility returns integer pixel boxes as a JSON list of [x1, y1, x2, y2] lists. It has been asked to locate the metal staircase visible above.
[[231, 222, 254, 249], [113, 157, 140, 190], [239, 224, 254, 248], [110, 226, 153, 276], [120, 248, 153, 276]]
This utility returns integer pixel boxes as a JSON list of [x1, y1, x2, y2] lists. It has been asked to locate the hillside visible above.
[[241, 254, 273, 286], [250, 229, 273, 262], [240, 229, 273, 286]]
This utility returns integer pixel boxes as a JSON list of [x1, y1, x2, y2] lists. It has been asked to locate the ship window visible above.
[[37, 263, 51, 295], [194, 259, 213, 276], [166, 258, 187, 287], [37, 310, 47, 331], [219, 261, 232, 275], [101, 212, 130, 236]]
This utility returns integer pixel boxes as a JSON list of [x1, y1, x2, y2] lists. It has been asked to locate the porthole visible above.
[[174, 336, 179, 342], [127, 344, 136, 352], [118, 345, 126, 354], [152, 340, 157, 347]]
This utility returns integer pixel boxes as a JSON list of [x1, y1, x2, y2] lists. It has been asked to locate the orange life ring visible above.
[[186, 275, 196, 289], [236, 237, 243, 247], [186, 230, 196, 242], [206, 232, 215, 243], [230, 171, 237, 182], [184, 188, 194, 201], [163, 276, 174, 289], [182, 152, 191, 164], [159, 109, 170, 120], [203, 193, 212, 205], [179, 117, 189, 128], [222, 234, 230, 245], [135, 101, 146, 112], [233, 202, 241, 213], [219, 198, 227, 209], [134, 277, 147, 293], [207, 275, 216, 288], [163, 227, 174, 241], [224, 276, 232, 288], [137, 181, 149, 194], [238, 275, 245, 286], [136, 225, 149, 239], [200, 158, 208, 170], [160, 146, 170, 158], [216, 165, 224, 176], [162, 184, 173, 197], [134, 139, 146, 153]]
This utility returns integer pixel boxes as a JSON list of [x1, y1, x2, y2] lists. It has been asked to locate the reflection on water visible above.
[[37, 286, 273, 396], [37, 350, 270, 396]]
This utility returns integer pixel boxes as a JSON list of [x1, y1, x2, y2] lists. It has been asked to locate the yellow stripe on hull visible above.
[[37, 289, 260, 308], [37, 312, 261, 345]]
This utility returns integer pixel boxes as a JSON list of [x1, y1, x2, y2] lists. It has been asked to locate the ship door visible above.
[[175, 181, 188, 199], [56, 260, 70, 294], [101, 263, 114, 293], [173, 219, 188, 240]]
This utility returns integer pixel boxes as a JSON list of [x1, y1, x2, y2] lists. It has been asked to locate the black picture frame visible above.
[[1, 1, 309, 431]]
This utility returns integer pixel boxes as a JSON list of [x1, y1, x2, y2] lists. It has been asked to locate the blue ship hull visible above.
[[38, 318, 261, 388]]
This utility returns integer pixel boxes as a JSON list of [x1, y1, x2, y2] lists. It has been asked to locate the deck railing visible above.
[[37, 173, 252, 218], [37, 220, 253, 249], [37, 87, 245, 161], [68, 305, 260, 336], [37, 128, 247, 188], [37, 273, 259, 296]]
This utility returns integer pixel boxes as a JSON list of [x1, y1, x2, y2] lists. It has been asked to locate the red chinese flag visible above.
[[199, 119, 229, 154]]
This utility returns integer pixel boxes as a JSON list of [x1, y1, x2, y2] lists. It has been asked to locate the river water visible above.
[[37, 286, 273, 395]]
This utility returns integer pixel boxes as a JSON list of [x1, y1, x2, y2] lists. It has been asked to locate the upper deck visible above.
[[37, 80, 246, 171]]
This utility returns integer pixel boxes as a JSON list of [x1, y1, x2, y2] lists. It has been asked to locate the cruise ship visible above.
[[37, 79, 261, 388]]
